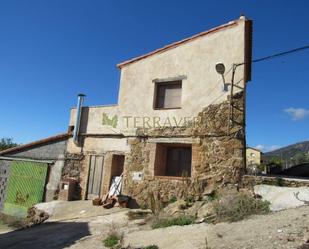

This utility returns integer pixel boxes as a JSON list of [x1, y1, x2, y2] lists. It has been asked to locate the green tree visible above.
[[292, 153, 309, 165], [268, 158, 283, 167], [0, 138, 18, 151]]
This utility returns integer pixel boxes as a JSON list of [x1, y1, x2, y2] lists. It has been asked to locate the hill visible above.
[[263, 141, 309, 164]]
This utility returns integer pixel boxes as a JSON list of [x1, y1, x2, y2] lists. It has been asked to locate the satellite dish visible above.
[[215, 63, 225, 75]]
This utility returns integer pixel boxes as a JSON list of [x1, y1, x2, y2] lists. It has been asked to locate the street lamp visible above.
[[215, 62, 231, 92]]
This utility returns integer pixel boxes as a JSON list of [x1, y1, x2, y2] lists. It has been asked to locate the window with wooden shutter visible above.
[[154, 143, 192, 177], [154, 81, 182, 109]]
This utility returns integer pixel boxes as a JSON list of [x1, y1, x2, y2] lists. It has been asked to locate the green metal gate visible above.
[[3, 161, 48, 217]]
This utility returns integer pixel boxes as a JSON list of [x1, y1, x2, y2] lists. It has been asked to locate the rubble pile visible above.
[[24, 207, 49, 228]]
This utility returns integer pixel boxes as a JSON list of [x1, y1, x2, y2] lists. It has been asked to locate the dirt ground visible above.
[[124, 205, 309, 249], [0, 201, 308, 249]]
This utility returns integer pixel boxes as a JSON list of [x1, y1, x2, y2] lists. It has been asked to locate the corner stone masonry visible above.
[[61, 153, 85, 200], [122, 91, 246, 206]]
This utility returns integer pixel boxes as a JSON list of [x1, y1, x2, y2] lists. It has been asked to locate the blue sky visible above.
[[0, 1, 308, 151]]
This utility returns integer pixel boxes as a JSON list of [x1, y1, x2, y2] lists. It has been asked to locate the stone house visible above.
[[64, 16, 253, 205]]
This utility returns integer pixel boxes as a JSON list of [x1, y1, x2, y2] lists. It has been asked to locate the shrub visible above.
[[275, 177, 284, 187], [103, 223, 123, 248], [103, 234, 119, 248], [139, 204, 149, 210], [152, 215, 194, 229], [127, 210, 150, 220], [169, 196, 177, 204], [211, 190, 270, 223], [207, 191, 218, 202], [144, 245, 159, 249], [184, 195, 194, 204]]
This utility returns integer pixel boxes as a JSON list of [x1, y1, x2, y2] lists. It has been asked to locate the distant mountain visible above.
[[263, 141, 309, 162]]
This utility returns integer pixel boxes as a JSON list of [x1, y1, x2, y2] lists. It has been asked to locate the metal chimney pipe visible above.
[[73, 93, 86, 146]]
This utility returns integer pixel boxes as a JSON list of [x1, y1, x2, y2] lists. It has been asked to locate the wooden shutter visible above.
[[155, 81, 182, 109]]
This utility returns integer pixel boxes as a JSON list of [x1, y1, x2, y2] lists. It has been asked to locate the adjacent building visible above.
[[246, 147, 263, 174], [0, 133, 70, 216]]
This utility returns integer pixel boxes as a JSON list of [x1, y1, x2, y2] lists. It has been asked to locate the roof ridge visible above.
[[117, 17, 246, 69]]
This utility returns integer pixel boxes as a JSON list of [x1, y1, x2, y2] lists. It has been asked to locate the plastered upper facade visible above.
[[246, 147, 262, 166], [68, 16, 250, 148]]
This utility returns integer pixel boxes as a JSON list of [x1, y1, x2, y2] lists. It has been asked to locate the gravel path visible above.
[[124, 206, 309, 249], [0, 202, 308, 249]]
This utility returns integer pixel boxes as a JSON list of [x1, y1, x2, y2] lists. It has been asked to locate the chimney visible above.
[[73, 93, 86, 146]]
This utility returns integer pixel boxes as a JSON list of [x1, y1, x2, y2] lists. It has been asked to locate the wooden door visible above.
[[87, 155, 104, 200]]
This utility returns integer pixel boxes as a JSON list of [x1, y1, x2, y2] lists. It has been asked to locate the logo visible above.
[[102, 113, 118, 128]]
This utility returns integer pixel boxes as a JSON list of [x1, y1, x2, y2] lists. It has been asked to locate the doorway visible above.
[[87, 155, 104, 200], [108, 155, 125, 196]]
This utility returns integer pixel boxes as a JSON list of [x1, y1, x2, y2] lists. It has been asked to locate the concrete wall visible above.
[[66, 137, 129, 154], [69, 105, 120, 135], [4, 140, 67, 160], [45, 156, 65, 202]]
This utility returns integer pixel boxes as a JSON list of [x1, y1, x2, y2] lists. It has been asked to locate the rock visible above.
[[24, 207, 49, 228], [254, 185, 309, 211], [286, 235, 295, 242], [162, 200, 186, 217], [203, 188, 215, 198], [195, 217, 205, 223], [303, 232, 309, 243], [162, 200, 208, 218], [92, 198, 102, 206], [298, 244, 309, 249], [184, 201, 204, 217], [197, 202, 215, 219]]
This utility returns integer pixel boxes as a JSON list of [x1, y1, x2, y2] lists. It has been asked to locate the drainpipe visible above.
[[73, 93, 86, 146]]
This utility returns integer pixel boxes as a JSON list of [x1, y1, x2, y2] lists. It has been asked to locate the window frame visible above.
[[153, 80, 182, 110], [154, 143, 192, 178]]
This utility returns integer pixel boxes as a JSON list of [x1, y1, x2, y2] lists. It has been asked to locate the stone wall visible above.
[[64, 91, 245, 204], [0, 160, 10, 210], [62, 153, 85, 200], [122, 91, 245, 206], [242, 175, 309, 189]]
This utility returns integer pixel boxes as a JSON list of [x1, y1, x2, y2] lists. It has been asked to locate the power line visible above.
[[238, 44, 309, 66], [253, 45, 309, 64]]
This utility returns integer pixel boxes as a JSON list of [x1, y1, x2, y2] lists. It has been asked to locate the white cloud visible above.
[[268, 145, 281, 151], [255, 144, 265, 151], [254, 144, 281, 152], [284, 107, 309, 121]]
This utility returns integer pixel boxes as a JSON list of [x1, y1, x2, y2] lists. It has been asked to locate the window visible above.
[[154, 144, 192, 177], [154, 81, 182, 109]]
